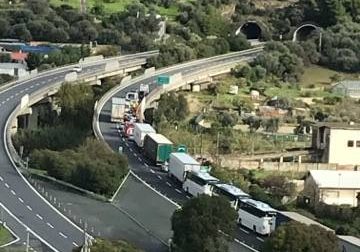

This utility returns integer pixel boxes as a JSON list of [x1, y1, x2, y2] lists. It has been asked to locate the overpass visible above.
[[0, 50, 157, 252]]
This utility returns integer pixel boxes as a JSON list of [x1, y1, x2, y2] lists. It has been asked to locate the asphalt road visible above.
[[98, 50, 264, 251], [0, 53, 155, 252]]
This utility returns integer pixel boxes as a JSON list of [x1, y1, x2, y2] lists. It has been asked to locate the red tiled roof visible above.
[[11, 51, 28, 61]]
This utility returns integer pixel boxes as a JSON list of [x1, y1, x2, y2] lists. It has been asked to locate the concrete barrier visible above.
[[20, 94, 29, 110], [64, 72, 77, 82], [105, 60, 120, 72], [120, 75, 132, 85], [144, 67, 155, 75], [79, 55, 104, 63]]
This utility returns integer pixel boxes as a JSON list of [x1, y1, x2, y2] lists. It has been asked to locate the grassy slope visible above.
[[49, 0, 133, 13], [0, 226, 13, 246]]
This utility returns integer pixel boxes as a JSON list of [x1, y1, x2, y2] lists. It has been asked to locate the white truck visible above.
[[111, 97, 127, 122], [168, 153, 201, 183], [133, 123, 156, 147]]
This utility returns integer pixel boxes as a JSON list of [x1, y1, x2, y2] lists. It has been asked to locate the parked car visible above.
[[72, 65, 82, 73]]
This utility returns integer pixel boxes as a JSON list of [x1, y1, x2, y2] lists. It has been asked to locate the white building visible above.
[[0, 63, 29, 77], [312, 122, 360, 165], [304, 170, 360, 207]]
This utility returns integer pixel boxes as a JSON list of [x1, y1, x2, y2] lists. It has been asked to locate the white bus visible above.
[[237, 198, 277, 235], [183, 171, 219, 197], [211, 183, 249, 209]]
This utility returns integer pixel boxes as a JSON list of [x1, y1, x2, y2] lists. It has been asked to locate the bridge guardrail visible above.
[[93, 48, 263, 145]]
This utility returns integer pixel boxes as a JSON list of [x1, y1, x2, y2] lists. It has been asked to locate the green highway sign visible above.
[[157, 75, 170, 85], [176, 144, 187, 153]]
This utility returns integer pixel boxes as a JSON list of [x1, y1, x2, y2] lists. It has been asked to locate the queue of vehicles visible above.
[[112, 84, 278, 236]]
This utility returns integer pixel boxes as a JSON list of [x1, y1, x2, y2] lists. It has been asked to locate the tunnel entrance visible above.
[[239, 22, 261, 39], [293, 24, 319, 41]]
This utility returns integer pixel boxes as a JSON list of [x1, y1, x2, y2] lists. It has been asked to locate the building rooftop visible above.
[[333, 80, 360, 89], [214, 183, 249, 198], [170, 152, 199, 165], [134, 123, 156, 133], [11, 51, 28, 61], [313, 122, 360, 130], [309, 170, 360, 189], [338, 235, 360, 247], [147, 133, 173, 145], [280, 211, 333, 232]]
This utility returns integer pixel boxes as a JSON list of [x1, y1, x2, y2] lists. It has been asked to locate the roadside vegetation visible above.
[[0, 226, 13, 247], [171, 195, 237, 252], [74, 238, 143, 252], [263, 221, 340, 252], [12, 78, 128, 196]]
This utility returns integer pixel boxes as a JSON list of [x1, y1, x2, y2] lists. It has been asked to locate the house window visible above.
[[357, 141, 360, 147], [348, 140, 354, 147]]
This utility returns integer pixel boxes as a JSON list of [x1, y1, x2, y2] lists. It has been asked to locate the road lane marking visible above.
[[157, 175, 162, 180], [1, 101, 5, 104], [0, 176, 3, 181], [4, 183, 9, 188], [134, 153, 137, 157], [30, 85, 34, 88], [10, 190, 16, 195], [18, 197, 24, 203], [175, 189, 182, 194], [10, 95, 13, 99], [72, 242, 79, 247], [6, 98, 9, 101], [36, 214, 43, 220], [240, 228, 249, 234], [59, 232, 68, 239], [166, 182, 172, 187], [186, 195, 191, 199], [138, 157, 142, 162], [129, 148, 133, 152], [26, 205, 32, 211], [150, 169, 155, 174], [47, 222, 54, 229], [256, 237, 264, 242]]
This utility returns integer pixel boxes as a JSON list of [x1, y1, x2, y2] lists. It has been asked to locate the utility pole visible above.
[[216, 132, 220, 165], [26, 228, 30, 252], [80, 0, 86, 14]]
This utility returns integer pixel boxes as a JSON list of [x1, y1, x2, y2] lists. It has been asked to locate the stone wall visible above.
[[220, 158, 356, 172]]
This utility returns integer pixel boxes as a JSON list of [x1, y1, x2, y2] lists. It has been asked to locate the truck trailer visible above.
[[133, 123, 156, 147], [168, 152, 201, 183], [143, 133, 173, 165], [111, 97, 127, 122]]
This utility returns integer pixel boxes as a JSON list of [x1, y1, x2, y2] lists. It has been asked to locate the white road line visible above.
[[15, 93, 19, 96], [19, 90, 24, 93], [59, 232, 67, 239], [175, 189, 182, 194], [10, 190, 16, 195], [150, 169, 155, 174], [125, 142, 129, 147], [36, 83, 40, 86], [138, 157, 142, 162], [47, 222, 54, 229], [166, 182, 172, 187], [129, 148, 133, 152], [36, 214, 43, 220], [234, 238, 240, 243], [0, 176, 3, 181], [256, 237, 264, 242], [1, 101, 5, 104], [157, 175, 162, 180], [72, 242, 79, 247], [18, 197, 24, 203], [134, 153, 137, 157], [10, 95, 13, 99], [186, 195, 191, 199], [144, 163, 149, 167], [30, 85, 34, 88], [26, 205, 32, 211], [6, 98, 9, 101], [4, 183, 9, 188], [240, 228, 250, 234]]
